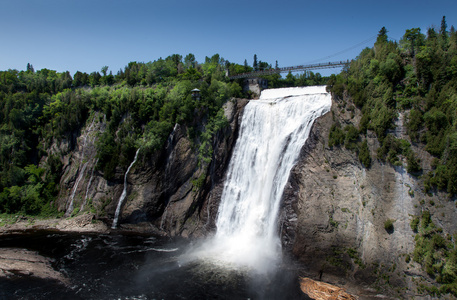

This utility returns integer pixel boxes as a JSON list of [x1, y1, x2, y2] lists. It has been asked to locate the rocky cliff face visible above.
[[282, 94, 457, 297], [54, 98, 248, 237]]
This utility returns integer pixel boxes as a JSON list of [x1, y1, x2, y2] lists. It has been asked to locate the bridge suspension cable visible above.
[[302, 34, 378, 65]]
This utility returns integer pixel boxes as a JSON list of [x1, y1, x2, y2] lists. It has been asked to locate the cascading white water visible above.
[[111, 148, 140, 229], [185, 86, 331, 273], [65, 114, 98, 217], [65, 162, 88, 217], [80, 158, 98, 212]]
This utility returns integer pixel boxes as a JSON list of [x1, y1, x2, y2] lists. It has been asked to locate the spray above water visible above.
[[185, 86, 331, 273]]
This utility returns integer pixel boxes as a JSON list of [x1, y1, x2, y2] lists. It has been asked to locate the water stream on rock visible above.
[[65, 162, 88, 217], [65, 114, 98, 217], [112, 148, 140, 229], [80, 158, 98, 212]]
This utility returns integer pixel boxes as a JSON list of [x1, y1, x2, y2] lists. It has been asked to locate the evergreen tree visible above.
[[377, 27, 388, 43], [184, 53, 196, 69], [253, 54, 258, 71], [26, 63, 34, 73], [440, 16, 447, 36], [440, 16, 448, 48], [101, 66, 109, 77]]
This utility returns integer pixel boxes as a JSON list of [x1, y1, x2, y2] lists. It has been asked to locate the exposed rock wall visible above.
[[282, 95, 457, 297], [54, 99, 248, 236]]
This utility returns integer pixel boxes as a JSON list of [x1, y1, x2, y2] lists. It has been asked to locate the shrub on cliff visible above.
[[358, 140, 372, 168], [384, 219, 395, 233]]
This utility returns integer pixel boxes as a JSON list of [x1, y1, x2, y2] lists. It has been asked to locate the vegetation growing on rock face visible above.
[[327, 17, 457, 196], [325, 16, 457, 297], [412, 210, 457, 296], [0, 51, 329, 216], [0, 54, 246, 215], [384, 218, 395, 233]]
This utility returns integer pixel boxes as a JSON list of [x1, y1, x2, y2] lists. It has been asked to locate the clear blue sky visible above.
[[1, 0, 456, 76]]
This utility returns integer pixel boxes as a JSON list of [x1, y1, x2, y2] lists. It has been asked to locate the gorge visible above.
[[1, 86, 332, 299], [2, 83, 455, 299], [2, 24, 457, 296]]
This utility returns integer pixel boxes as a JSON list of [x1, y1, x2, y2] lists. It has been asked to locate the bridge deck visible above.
[[228, 60, 349, 79]]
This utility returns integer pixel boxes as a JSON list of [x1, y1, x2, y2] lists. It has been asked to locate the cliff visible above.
[[282, 94, 457, 298]]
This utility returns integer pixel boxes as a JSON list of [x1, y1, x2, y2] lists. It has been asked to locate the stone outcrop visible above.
[[299, 277, 357, 300], [282, 94, 456, 298], [0, 214, 109, 235]]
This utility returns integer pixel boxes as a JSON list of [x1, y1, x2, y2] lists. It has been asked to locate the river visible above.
[[0, 230, 308, 299]]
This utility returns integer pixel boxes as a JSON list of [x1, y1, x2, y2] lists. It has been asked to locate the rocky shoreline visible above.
[[0, 213, 109, 236], [0, 213, 167, 288], [0, 213, 172, 236]]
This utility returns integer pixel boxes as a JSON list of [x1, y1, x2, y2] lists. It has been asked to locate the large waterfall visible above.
[[187, 86, 331, 273]]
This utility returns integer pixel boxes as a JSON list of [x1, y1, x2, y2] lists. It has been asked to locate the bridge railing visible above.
[[228, 60, 350, 80]]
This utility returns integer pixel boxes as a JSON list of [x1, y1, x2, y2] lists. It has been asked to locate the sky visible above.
[[1, 0, 457, 77]]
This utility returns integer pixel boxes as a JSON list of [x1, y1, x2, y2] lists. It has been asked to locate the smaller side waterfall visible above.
[[65, 162, 88, 217], [111, 149, 140, 229], [80, 158, 98, 212], [65, 113, 99, 217]]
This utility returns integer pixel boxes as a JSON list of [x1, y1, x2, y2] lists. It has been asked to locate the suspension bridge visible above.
[[228, 60, 350, 80]]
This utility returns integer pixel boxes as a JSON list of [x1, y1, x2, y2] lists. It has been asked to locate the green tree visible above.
[[26, 63, 34, 73], [377, 26, 388, 44], [101, 66, 109, 77], [184, 53, 196, 69], [358, 140, 372, 168], [401, 28, 424, 57]]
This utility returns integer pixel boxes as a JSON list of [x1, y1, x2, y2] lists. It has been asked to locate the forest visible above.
[[1, 16, 456, 214]]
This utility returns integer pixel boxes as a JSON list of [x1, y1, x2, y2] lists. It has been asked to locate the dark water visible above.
[[0, 230, 308, 300]]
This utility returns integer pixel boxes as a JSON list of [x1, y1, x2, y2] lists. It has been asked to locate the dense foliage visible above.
[[412, 211, 457, 296], [0, 54, 246, 215], [0, 50, 329, 216], [327, 17, 457, 196]]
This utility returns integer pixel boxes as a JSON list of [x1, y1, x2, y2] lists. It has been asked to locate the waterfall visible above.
[[65, 113, 98, 217], [65, 162, 88, 217], [187, 86, 331, 272], [80, 158, 98, 212], [111, 149, 140, 229]]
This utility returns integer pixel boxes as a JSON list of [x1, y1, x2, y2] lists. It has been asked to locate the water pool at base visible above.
[[0, 230, 309, 300]]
